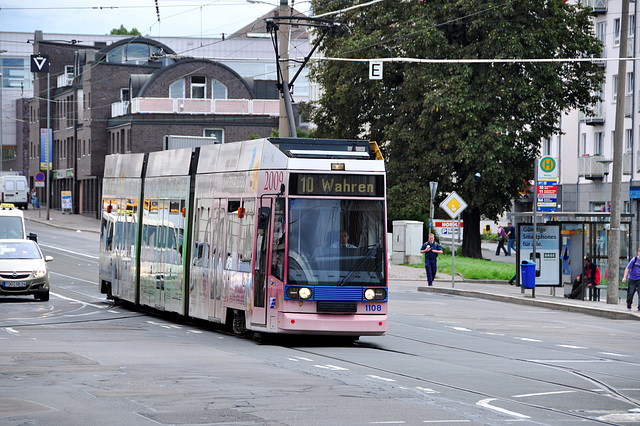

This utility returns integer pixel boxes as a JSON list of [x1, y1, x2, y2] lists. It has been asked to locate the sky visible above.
[[0, 0, 313, 39]]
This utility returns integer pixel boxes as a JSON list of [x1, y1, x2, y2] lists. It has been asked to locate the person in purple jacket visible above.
[[622, 247, 640, 311]]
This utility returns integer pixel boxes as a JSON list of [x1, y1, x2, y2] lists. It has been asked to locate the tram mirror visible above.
[[258, 207, 271, 230]]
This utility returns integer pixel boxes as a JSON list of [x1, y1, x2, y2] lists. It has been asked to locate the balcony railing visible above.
[[581, 0, 607, 14], [111, 97, 280, 118], [56, 74, 74, 88], [579, 100, 604, 125], [579, 154, 632, 178], [111, 101, 130, 117]]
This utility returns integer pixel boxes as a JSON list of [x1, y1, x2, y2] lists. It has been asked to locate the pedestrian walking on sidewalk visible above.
[[622, 247, 640, 311], [420, 233, 443, 286], [495, 225, 508, 256], [506, 221, 516, 255]]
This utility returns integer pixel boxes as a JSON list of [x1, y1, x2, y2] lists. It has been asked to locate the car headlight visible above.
[[33, 266, 47, 279], [364, 288, 387, 301], [286, 286, 312, 300]]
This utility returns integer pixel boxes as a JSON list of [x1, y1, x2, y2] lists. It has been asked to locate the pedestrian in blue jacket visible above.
[[420, 233, 443, 286]]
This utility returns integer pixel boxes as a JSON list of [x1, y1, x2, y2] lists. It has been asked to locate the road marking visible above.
[[476, 398, 530, 419], [368, 375, 396, 382], [416, 387, 439, 394], [50, 271, 96, 285], [515, 337, 542, 342], [51, 292, 105, 309], [449, 326, 471, 331], [423, 421, 470, 423], [4, 328, 20, 335], [557, 344, 586, 349], [599, 352, 629, 357], [38, 244, 99, 260], [314, 364, 348, 371], [514, 390, 575, 398], [295, 356, 313, 362]]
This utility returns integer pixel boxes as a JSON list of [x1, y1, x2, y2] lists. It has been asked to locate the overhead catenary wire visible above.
[[303, 56, 637, 64]]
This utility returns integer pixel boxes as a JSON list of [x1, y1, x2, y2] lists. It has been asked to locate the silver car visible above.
[[0, 240, 52, 301]]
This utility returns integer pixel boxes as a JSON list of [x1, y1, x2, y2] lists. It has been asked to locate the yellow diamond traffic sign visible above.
[[440, 191, 467, 219]]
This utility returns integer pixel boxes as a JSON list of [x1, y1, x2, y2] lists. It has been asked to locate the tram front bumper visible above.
[[277, 312, 387, 336]]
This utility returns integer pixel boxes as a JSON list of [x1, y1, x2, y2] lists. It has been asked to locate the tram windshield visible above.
[[287, 198, 386, 286]]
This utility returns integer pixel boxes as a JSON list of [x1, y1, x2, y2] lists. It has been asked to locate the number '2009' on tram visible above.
[[99, 137, 388, 338]]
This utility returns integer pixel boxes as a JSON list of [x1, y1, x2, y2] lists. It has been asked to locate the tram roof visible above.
[[196, 138, 380, 174]]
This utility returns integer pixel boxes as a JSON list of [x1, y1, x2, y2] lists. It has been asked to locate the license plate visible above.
[[3, 281, 26, 288]]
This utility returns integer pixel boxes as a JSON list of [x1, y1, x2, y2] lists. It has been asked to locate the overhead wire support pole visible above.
[[608, 0, 630, 304], [266, 15, 343, 139]]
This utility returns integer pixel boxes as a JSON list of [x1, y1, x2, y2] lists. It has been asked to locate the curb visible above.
[[417, 286, 640, 321]]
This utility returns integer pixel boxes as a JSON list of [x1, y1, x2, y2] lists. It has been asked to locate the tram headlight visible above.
[[298, 287, 312, 299], [364, 288, 387, 301], [286, 286, 313, 300]]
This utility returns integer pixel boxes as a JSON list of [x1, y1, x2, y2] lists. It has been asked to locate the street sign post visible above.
[[440, 191, 467, 288]]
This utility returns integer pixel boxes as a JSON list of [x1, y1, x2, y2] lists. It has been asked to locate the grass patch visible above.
[[408, 254, 516, 281]]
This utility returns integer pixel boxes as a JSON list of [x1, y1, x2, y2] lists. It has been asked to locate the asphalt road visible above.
[[1, 221, 639, 425]]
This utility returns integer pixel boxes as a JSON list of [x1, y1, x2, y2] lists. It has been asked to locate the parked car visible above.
[[0, 239, 52, 301]]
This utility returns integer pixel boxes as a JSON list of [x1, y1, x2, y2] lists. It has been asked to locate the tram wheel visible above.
[[232, 310, 246, 335]]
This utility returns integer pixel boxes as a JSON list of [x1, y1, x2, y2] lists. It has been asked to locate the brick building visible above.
[[28, 35, 281, 215]]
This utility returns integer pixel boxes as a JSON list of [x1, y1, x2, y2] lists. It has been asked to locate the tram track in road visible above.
[[276, 328, 640, 424]]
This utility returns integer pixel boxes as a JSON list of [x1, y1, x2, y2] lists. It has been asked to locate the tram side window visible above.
[[192, 204, 211, 267], [225, 200, 241, 270], [238, 199, 255, 273], [271, 198, 285, 280]]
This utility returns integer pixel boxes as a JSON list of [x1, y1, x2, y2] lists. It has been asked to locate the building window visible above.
[[169, 79, 184, 98], [191, 76, 206, 99], [615, 18, 621, 46], [628, 72, 635, 96], [626, 129, 634, 152], [596, 21, 606, 47], [121, 88, 130, 102], [594, 132, 604, 156], [0, 57, 31, 89], [613, 75, 618, 101], [581, 133, 587, 155], [212, 79, 228, 99], [203, 128, 224, 143]]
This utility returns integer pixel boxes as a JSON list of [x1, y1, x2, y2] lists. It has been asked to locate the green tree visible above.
[[305, 0, 603, 257], [110, 25, 141, 36]]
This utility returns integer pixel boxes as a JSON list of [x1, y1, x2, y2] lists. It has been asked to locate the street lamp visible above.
[[597, 158, 613, 212]]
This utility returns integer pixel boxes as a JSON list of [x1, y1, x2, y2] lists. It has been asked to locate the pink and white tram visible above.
[[99, 138, 388, 338]]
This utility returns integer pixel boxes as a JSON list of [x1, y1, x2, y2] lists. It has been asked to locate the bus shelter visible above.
[[511, 212, 633, 297]]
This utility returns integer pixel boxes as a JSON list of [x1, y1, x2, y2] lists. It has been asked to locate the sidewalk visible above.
[[24, 206, 639, 321], [23, 204, 100, 234], [390, 257, 640, 322]]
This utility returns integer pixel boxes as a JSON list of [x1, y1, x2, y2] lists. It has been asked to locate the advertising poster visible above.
[[61, 191, 72, 213], [519, 224, 561, 286]]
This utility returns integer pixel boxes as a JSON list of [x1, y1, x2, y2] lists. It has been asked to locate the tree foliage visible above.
[[110, 25, 141, 36], [305, 0, 603, 257]]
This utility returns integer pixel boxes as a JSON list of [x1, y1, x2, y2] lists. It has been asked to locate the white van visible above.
[[0, 175, 29, 209]]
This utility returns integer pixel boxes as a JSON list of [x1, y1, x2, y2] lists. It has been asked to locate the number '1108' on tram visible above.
[[99, 137, 388, 338]]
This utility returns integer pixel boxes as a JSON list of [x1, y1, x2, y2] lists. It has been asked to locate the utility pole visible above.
[[278, 0, 292, 137], [608, 0, 630, 304]]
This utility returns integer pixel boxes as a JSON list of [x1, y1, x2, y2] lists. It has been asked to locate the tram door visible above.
[[208, 201, 225, 322], [251, 198, 272, 326], [154, 198, 169, 310]]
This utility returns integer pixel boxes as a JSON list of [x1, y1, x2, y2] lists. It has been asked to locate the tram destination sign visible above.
[[290, 173, 384, 197]]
